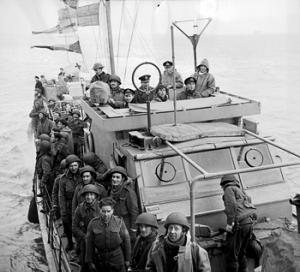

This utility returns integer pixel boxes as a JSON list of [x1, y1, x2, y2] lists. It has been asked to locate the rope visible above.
[[116, 0, 126, 68], [123, 0, 140, 80]]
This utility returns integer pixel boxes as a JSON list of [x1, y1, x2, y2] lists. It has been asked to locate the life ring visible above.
[[84, 131, 95, 153]]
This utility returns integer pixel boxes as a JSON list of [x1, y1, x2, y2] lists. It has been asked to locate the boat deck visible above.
[[81, 91, 261, 132]]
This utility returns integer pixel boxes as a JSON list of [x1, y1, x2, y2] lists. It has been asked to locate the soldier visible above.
[[107, 75, 125, 108], [131, 213, 158, 271], [51, 159, 67, 219], [177, 77, 200, 100], [161, 61, 183, 100], [68, 110, 85, 158], [82, 152, 107, 181], [85, 197, 131, 272], [192, 58, 216, 97], [29, 88, 46, 135], [135, 74, 155, 103], [123, 88, 136, 107], [72, 184, 101, 271], [72, 165, 107, 215], [90, 62, 110, 84], [108, 166, 139, 243], [220, 175, 257, 272], [146, 212, 211, 272], [36, 109, 53, 137], [59, 154, 82, 251], [154, 84, 168, 102], [36, 140, 54, 213]]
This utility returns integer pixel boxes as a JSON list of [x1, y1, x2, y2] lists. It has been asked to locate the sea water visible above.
[[0, 31, 300, 271]]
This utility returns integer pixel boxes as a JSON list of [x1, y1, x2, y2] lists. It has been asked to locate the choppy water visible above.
[[0, 31, 300, 271]]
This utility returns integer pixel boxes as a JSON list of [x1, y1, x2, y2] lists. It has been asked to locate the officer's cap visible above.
[[184, 76, 196, 85], [163, 61, 173, 67], [139, 74, 151, 82], [124, 88, 135, 94]]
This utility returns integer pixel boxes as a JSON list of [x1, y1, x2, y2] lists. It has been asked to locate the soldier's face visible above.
[[85, 192, 96, 204], [100, 205, 114, 223], [167, 224, 183, 242], [139, 224, 152, 238], [95, 68, 102, 75], [141, 81, 149, 87], [186, 82, 196, 91], [56, 121, 64, 130], [111, 173, 124, 187], [82, 172, 92, 184], [109, 80, 119, 88], [124, 93, 134, 103], [69, 162, 79, 173], [199, 65, 207, 73]]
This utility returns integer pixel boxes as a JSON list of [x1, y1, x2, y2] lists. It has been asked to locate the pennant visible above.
[[32, 23, 76, 34], [31, 41, 82, 54]]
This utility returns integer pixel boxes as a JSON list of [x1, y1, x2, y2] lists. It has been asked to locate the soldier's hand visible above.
[[225, 224, 233, 233], [88, 263, 97, 272], [125, 261, 131, 271]]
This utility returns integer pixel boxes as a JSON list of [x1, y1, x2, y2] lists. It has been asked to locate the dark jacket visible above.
[[91, 72, 110, 84], [35, 80, 45, 95], [222, 176, 256, 225], [59, 170, 81, 217], [52, 173, 64, 208], [36, 152, 53, 186], [109, 184, 139, 232], [68, 119, 85, 137], [85, 215, 131, 263], [72, 200, 101, 241], [132, 232, 157, 270], [135, 86, 155, 103], [36, 118, 53, 137], [52, 139, 70, 175], [72, 181, 107, 215]]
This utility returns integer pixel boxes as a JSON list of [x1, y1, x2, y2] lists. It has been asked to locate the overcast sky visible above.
[[0, 0, 299, 41]]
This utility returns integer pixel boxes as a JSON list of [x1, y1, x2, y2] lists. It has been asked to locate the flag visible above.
[[62, 0, 78, 9], [32, 23, 76, 34], [31, 40, 82, 54]]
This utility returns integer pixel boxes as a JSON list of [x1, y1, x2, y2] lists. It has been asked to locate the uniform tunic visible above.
[[91, 72, 110, 84], [135, 86, 155, 103], [85, 215, 131, 271]]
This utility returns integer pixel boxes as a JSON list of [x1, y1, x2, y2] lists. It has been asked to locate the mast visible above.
[[105, 0, 115, 74]]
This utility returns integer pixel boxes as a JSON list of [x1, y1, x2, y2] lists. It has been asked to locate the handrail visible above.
[[164, 131, 300, 241]]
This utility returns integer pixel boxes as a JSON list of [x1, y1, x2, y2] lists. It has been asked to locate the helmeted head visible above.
[[80, 165, 96, 185], [81, 184, 99, 204], [65, 154, 81, 174], [220, 174, 239, 188], [136, 213, 158, 237], [34, 88, 42, 97], [196, 58, 209, 73], [99, 197, 116, 223], [109, 75, 122, 88], [93, 62, 104, 74], [82, 152, 98, 167], [39, 134, 51, 142], [109, 166, 128, 188], [164, 212, 189, 242], [39, 140, 51, 154], [60, 159, 67, 170], [72, 109, 81, 120], [35, 76, 39, 81], [55, 118, 67, 130]]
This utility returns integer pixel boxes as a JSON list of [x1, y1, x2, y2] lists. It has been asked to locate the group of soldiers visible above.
[[87, 58, 216, 108], [29, 58, 259, 271]]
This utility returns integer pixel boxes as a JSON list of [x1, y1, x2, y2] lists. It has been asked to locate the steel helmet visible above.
[[81, 184, 99, 196], [109, 75, 121, 84], [66, 154, 81, 166], [136, 213, 158, 229], [39, 140, 51, 153], [164, 212, 189, 230], [72, 109, 81, 117], [80, 165, 96, 177], [82, 152, 97, 165], [93, 62, 104, 70], [60, 159, 67, 169], [39, 134, 51, 142], [109, 166, 128, 180]]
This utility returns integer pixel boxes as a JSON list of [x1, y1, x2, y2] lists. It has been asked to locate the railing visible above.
[[33, 174, 72, 272], [164, 129, 300, 241]]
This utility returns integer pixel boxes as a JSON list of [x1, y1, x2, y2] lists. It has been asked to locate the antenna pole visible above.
[[171, 24, 177, 126], [106, 0, 115, 74]]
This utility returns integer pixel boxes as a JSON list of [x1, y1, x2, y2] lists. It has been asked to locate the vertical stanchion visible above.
[[171, 25, 177, 126]]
